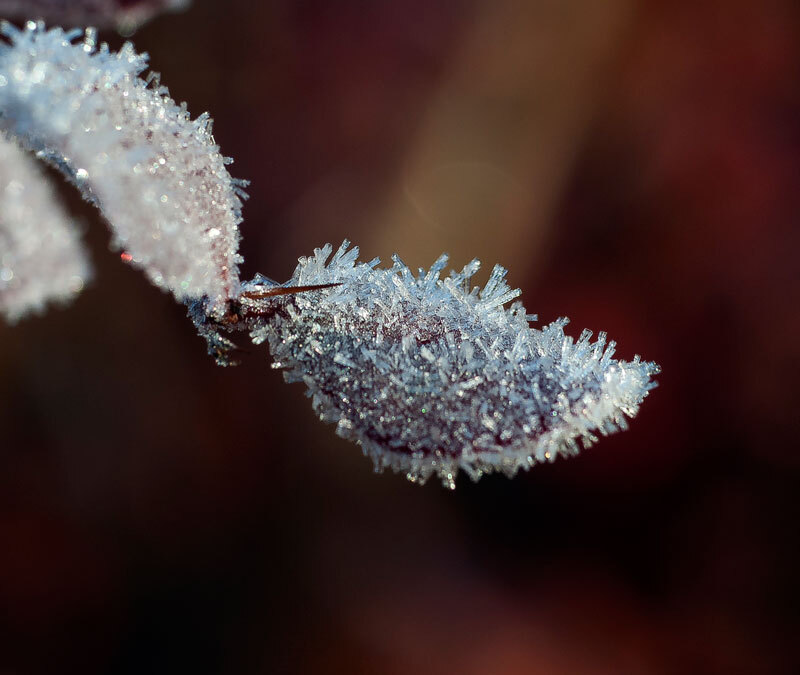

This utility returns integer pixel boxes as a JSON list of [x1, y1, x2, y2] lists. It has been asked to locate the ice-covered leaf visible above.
[[0, 133, 90, 322], [0, 22, 244, 316], [240, 242, 659, 489]]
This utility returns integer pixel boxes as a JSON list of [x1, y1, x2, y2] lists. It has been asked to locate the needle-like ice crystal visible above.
[[0, 133, 90, 321], [240, 242, 660, 489], [0, 22, 245, 316]]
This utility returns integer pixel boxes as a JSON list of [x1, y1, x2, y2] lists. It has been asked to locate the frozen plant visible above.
[[0, 23, 659, 488]]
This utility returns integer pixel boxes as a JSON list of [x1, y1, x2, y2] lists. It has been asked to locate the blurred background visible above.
[[0, 0, 798, 673]]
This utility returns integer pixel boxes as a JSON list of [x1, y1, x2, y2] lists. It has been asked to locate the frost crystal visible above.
[[241, 242, 659, 489], [0, 0, 190, 32], [0, 133, 90, 321], [0, 22, 245, 315]]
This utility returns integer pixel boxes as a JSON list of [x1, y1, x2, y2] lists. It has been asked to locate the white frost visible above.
[[0, 133, 90, 322], [0, 22, 245, 316]]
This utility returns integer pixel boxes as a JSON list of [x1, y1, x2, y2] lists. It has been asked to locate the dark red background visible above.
[[1, 1, 798, 673]]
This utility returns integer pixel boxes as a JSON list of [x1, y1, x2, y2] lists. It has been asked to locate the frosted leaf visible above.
[[0, 22, 244, 316], [0, 133, 90, 322], [239, 242, 659, 489], [0, 0, 190, 32]]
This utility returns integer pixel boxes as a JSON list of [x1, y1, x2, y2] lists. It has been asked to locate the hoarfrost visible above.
[[0, 133, 90, 321], [0, 22, 245, 316], [238, 242, 660, 489]]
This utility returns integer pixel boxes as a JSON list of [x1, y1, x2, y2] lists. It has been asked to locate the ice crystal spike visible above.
[[241, 242, 659, 489], [0, 133, 90, 321], [0, 0, 190, 32], [0, 23, 244, 316]]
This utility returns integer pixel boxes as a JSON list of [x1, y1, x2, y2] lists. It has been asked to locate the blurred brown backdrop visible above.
[[0, 0, 798, 673]]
